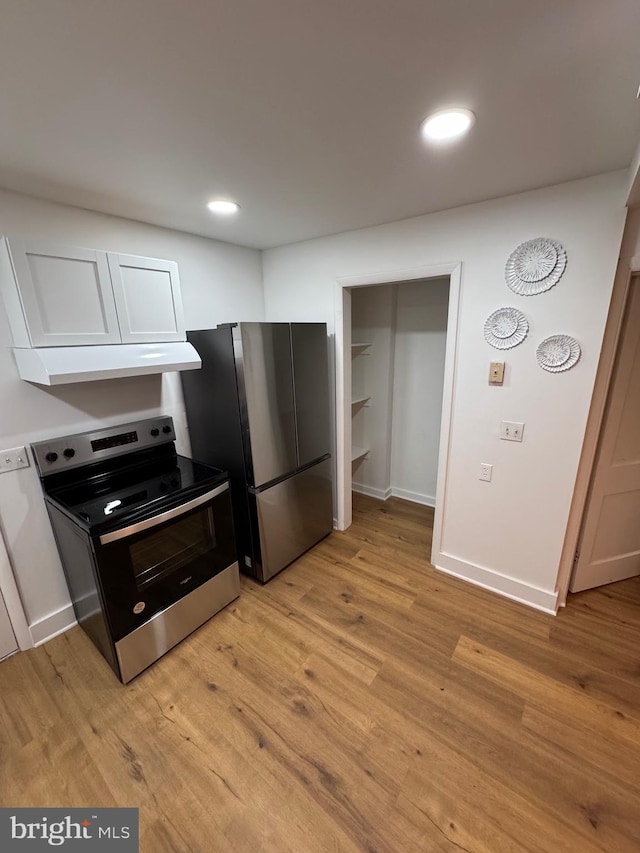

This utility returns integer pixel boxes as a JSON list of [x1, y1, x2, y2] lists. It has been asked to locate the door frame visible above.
[[0, 526, 32, 651], [556, 210, 640, 604], [333, 261, 462, 564]]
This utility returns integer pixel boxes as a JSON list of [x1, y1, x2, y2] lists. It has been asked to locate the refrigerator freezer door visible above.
[[253, 457, 333, 582], [291, 323, 331, 467], [237, 323, 298, 487]]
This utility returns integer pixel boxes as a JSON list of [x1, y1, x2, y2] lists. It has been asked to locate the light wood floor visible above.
[[2, 494, 640, 852]]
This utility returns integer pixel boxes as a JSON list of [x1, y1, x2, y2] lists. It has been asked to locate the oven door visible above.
[[93, 482, 236, 640]]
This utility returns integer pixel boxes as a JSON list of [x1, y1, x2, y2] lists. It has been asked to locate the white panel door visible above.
[[0, 589, 18, 661], [571, 276, 640, 591], [107, 253, 185, 343], [8, 239, 121, 346]]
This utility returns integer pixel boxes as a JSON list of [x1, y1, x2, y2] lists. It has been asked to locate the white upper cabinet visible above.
[[107, 253, 185, 343], [6, 239, 121, 347], [0, 238, 186, 347]]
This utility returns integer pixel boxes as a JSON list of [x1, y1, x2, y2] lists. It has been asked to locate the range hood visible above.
[[13, 342, 202, 386]]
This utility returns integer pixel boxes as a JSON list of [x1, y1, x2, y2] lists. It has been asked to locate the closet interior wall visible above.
[[351, 277, 449, 506]]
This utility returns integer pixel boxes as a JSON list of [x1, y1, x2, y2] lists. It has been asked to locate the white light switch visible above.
[[0, 446, 30, 473], [501, 421, 524, 442]]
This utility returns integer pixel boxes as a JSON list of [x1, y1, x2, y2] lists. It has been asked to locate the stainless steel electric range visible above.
[[32, 416, 239, 683]]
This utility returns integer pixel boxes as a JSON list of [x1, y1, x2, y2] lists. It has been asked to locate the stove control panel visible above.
[[31, 416, 176, 476]]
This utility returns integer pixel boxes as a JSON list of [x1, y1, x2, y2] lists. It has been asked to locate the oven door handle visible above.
[[98, 482, 229, 545]]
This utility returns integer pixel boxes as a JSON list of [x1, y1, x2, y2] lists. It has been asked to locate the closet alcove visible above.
[[351, 277, 450, 507]]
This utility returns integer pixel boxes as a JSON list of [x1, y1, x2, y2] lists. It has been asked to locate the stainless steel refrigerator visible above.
[[181, 323, 333, 582]]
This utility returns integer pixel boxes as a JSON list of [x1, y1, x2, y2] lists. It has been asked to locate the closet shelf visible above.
[[351, 395, 371, 408], [351, 445, 369, 463], [351, 342, 372, 354]]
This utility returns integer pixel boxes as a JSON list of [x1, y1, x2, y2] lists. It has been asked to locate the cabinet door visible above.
[[107, 253, 185, 343], [9, 239, 121, 346]]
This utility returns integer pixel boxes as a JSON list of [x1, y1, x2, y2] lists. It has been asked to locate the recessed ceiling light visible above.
[[206, 199, 240, 215], [420, 108, 475, 142]]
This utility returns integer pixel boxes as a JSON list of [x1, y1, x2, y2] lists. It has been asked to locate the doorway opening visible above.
[[334, 262, 462, 568], [350, 277, 449, 511]]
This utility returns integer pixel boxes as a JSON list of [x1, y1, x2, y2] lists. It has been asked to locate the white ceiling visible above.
[[0, 0, 638, 249]]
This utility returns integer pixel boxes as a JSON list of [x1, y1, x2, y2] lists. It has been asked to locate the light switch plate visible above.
[[0, 446, 30, 473], [489, 361, 505, 385], [500, 421, 524, 442]]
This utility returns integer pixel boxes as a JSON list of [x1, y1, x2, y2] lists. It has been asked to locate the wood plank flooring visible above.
[[2, 493, 640, 851]]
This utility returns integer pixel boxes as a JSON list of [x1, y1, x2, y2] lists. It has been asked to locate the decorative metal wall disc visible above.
[[484, 307, 529, 349], [506, 238, 567, 295], [536, 334, 581, 372]]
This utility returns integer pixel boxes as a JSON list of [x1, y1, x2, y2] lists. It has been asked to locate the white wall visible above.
[[0, 189, 263, 643], [263, 172, 628, 612], [391, 278, 449, 506]]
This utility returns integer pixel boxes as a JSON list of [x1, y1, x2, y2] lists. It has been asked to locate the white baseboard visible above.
[[389, 487, 436, 507], [352, 482, 392, 501], [352, 482, 436, 508], [30, 603, 77, 647], [434, 551, 558, 615]]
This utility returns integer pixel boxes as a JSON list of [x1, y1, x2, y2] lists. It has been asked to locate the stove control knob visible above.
[[63, 448, 76, 459], [150, 428, 160, 437], [45, 451, 58, 463], [162, 425, 172, 434]]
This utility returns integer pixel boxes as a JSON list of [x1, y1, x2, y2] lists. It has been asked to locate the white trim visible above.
[[334, 279, 351, 530], [390, 487, 435, 507], [30, 603, 76, 647], [435, 552, 558, 615], [0, 528, 32, 650], [628, 141, 640, 207], [352, 483, 436, 507], [336, 263, 457, 290], [429, 263, 461, 563], [352, 483, 392, 501], [334, 261, 461, 536]]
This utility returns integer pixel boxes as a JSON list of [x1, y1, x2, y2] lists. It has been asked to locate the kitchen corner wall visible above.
[[262, 171, 628, 613], [0, 189, 263, 644]]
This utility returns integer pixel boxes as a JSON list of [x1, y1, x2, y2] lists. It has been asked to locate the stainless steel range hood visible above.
[[13, 341, 201, 385]]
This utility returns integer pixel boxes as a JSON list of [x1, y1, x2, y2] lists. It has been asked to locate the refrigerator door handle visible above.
[[247, 453, 331, 494]]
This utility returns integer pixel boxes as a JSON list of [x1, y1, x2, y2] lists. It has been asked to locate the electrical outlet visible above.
[[479, 463, 492, 482], [0, 446, 30, 474], [500, 421, 524, 442]]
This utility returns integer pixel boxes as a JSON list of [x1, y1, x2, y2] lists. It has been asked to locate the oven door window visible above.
[[130, 506, 215, 590], [94, 488, 236, 641]]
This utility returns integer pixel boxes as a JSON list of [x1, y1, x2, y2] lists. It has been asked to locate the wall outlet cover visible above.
[[500, 421, 524, 442], [479, 462, 493, 482], [0, 446, 30, 474], [489, 361, 505, 385]]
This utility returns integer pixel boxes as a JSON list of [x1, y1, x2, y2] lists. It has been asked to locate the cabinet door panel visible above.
[[9, 240, 120, 346], [108, 253, 185, 343]]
